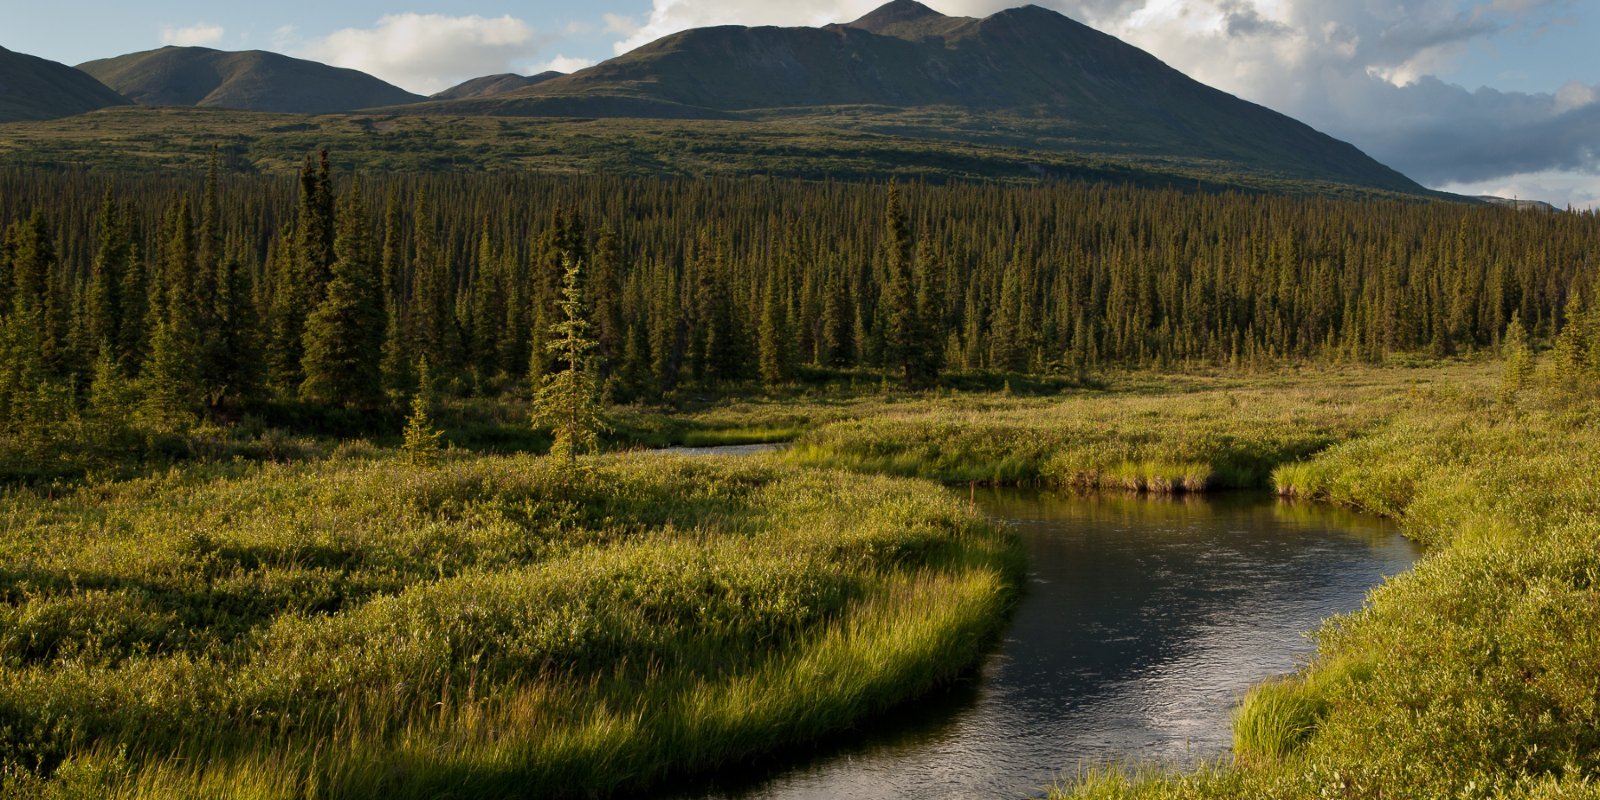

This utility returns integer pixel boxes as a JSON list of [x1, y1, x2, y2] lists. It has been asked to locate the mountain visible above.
[[431, 71, 563, 101], [0, 45, 129, 122], [403, 0, 1423, 194], [77, 47, 424, 114]]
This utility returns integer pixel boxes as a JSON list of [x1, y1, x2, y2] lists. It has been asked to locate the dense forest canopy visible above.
[[1, 157, 1597, 438]]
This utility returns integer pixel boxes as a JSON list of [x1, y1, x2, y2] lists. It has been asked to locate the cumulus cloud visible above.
[[615, 0, 881, 54], [299, 14, 554, 95], [610, 0, 1599, 201], [532, 55, 597, 74], [161, 23, 225, 47]]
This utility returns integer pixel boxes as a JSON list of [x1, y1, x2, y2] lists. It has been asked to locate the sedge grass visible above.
[[0, 451, 1018, 798]]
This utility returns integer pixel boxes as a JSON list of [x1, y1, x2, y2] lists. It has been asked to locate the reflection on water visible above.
[[651, 443, 788, 457], [684, 490, 1419, 800]]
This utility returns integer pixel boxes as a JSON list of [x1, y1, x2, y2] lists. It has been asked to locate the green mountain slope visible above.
[[431, 71, 563, 101], [0, 45, 129, 122], [404, 0, 1422, 194], [77, 46, 423, 114]]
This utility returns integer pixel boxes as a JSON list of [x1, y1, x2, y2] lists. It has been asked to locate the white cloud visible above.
[[298, 13, 553, 95], [161, 22, 225, 47], [603, 13, 642, 37], [615, 0, 883, 54], [532, 55, 597, 75]]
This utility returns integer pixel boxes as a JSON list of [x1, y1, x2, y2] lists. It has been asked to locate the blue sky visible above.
[[7, 0, 1600, 207]]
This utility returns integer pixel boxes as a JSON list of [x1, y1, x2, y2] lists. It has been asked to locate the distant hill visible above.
[[1477, 196, 1559, 213], [402, 0, 1423, 195], [78, 47, 423, 114], [0, 45, 129, 122], [431, 71, 563, 101]]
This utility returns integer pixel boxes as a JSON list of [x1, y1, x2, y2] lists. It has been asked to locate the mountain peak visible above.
[[848, 0, 948, 34]]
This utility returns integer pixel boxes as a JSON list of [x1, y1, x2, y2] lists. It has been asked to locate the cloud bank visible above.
[[298, 14, 553, 95]]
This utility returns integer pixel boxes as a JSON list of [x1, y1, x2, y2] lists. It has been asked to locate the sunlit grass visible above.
[[0, 451, 1018, 798]]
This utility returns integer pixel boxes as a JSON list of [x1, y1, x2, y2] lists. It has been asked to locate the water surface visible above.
[[686, 489, 1418, 800]]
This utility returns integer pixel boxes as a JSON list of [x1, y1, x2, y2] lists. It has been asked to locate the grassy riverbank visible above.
[[788, 365, 1489, 491], [0, 452, 1018, 798], [1052, 376, 1600, 798]]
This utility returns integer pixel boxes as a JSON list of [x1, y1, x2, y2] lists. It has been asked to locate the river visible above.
[[679, 486, 1419, 799]]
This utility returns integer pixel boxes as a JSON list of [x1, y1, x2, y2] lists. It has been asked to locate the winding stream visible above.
[[679, 486, 1419, 799]]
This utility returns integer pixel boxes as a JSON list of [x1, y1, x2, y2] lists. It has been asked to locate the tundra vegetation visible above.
[[0, 159, 1598, 797]]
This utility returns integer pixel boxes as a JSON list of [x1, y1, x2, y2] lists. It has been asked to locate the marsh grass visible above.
[[1229, 678, 1327, 762], [789, 365, 1490, 492], [0, 451, 1018, 798]]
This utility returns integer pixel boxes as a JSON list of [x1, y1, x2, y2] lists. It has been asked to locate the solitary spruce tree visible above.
[[1499, 313, 1535, 408], [533, 256, 606, 461], [402, 358, 445, 464]]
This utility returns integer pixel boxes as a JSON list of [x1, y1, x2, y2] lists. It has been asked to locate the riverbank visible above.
[[786, 365, 1488, 491], [1054, 378, 1600, 798]]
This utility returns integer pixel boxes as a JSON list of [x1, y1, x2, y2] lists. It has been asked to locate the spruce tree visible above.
[[85, 191, 129, 362], [881, 182, 921, 386], [1499, 313, 1534, 408], [301, 189, 386, 408], [532, 256, 606, 461], [758, 277, 791, 389], [142, 200, 202, 428], [402, 358, 445, 465], [911, 232, 944, 387]]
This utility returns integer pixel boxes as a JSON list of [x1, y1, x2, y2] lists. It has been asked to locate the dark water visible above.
[[684, 489, 1419, 800]]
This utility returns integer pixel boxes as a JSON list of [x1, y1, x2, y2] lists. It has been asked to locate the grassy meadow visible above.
[[0, 450, 1017, 798]]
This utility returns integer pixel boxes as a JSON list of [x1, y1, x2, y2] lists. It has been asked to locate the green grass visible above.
[[787, 365, 1489, 490], [0, 450, 1019, 798], [1229, 677, 1328, 762]]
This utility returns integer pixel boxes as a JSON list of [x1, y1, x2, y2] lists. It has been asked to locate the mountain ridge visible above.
[[0, 45, 130, 122], [78, 46, 423, 114], [395, 1, 1422, 194]]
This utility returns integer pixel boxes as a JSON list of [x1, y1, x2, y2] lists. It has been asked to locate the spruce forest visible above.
[[3, 155, 1596, 467]]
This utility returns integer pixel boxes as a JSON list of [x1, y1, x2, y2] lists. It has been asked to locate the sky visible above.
[[5, 0, 1599, 208]]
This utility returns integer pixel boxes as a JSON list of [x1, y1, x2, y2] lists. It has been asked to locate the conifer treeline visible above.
[[2, 158, 1597, 429]]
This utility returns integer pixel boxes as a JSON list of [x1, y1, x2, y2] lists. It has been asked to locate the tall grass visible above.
[[789, 366, 1487, 491], [0, 451, 1018, 798]]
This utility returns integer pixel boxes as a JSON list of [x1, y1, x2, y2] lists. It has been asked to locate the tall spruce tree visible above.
[[912, 232, 944, 386], [532, 256, 605, 461], [758, 277, 792, 388], [301, 188, 386, 408], [880, 182, 922, 386]]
